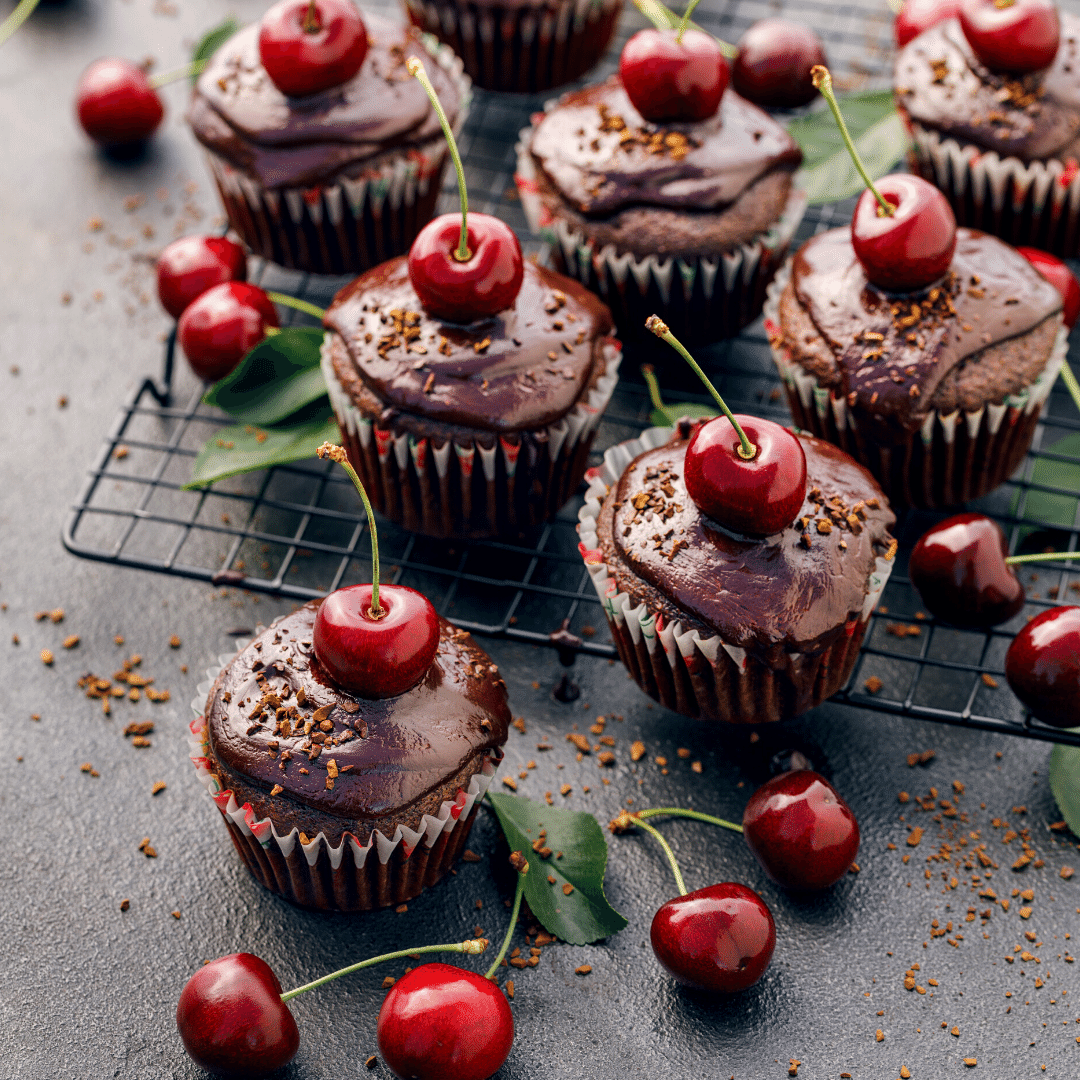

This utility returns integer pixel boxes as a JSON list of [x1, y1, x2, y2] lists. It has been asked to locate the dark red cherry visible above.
[[960, 0, 1059, 72], [75, 58, 164, 147], [650, 883, 775, 992], [258, 0, 369, 97], [157, 236, 248, 320], [313, 583, 440, 698], [408, 213, 524, 322], [176, 953, 299, 1079], [1005, 605, 1080, 728], [1017, 247, 1080, 329], [619, 28, 730, 123], [376, 963, 514, 1080], [177, 282, 279, 382], [895, 0, 961, 47], [684, 415, 807, 536], [731, 19, 826, 109], [852, 173, 957, 292], [742, 770, 860, 890], [908, 513, 1025, 628]]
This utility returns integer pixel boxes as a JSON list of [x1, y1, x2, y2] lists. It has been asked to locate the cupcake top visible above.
[[324, 258, 614, 433], [894, 15, 1080, 163], [598, 432, 896, 660], [188, 13, 465, 189], [204, 602, 510, 823]]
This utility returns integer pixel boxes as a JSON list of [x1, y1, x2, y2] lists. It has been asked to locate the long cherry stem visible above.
[[317, 444, 383, 617], [640, 364, 670, 419], [408, 57, 470, 263], [266, 291, 327, 321], [485, 855, 529, 980], [811, 65, 894, 218], [646, 315, 756, 460], [1061, 361, 1080, 416], [633, 807, 744, 834], [631, 817, 688, 896], [0, 0, 41, 48], [676, 0, 702, 43], [148, 60, 209, 89], [1005, 550, 1080, 566]]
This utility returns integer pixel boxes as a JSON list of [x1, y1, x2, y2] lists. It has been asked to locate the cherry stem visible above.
[[302, 0, 321, 33], [632, 817, 688, 896], [266, 291, 327, 321], [633, 806, 744, 834], [1060, 361, 1080, 417], [0, 0, 41, 48], [148, 59, 209, 89], [408, 57, 470, 264], [485, 856, 528, 980], [316, 443, 383, 618], [676, 0, 702, 43], [810, 65, 894, 218], [279, 939, 488, 1002], [632, 0, 737, 56], [640, 364, 670, 419], [1005, 550, 1080, 566], [645, 315, 756, 461]]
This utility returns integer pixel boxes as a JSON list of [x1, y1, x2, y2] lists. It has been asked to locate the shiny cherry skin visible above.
[[895, 0, 961, 47], [731, 19, 826, 109], [177, 282, 279, 382], [650, 883, 775, 992], [408, 213, 524, 322], [908, 513, 1025, 628], [75, 58, 164, 147], [376, 964, 514, 1080], [1017, 247, 1080, 329], [619, 28, 730, 123], [1005, 605, 1080, 728], [852, 173, 957, 292], [176, 953, 299, 1079], [684, 415, 807, 536], [742, 770, 860, 890], [157, 236, 248, 320], [960, 0, 1059, 73], [313, 583, 440, 698], [258, 0, 369, 97]]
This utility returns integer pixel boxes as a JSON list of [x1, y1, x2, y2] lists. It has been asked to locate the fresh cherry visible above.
[[75, 58, 164, 148], [895, 0, 961, 48], [620, 27, 729, 122], [650, 883, 775, 992], [1017, 247, 1080, 329], [377, 964, 514, 1080], [177, 282, 279, 382], [908, 513, 1025, 628], [1005, 605, 1080, 728], [176, 954, 299, 1079], [157, 236, 248, 320], [731, 19, 826, 109], [258, 0, 369, 97], [960, 0, 1059, 73], [742, 770, 860, 890]]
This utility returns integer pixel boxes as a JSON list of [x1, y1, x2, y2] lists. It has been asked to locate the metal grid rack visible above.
[[63, 0, 1080, 746]]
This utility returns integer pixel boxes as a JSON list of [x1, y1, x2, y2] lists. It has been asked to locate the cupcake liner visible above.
[[203, 34, 472, 276], [515, 129, 807, 346], [322, 331, 623, 539], [763, 260, 1068, 509], [575, 429, 894, 724], [401, 0, 622, 93], [906, 118, 1080, 257], [189, 650, 501, 912]]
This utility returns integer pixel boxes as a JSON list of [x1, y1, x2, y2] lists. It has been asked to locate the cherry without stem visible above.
[[731, 19, 826, 109], [75, 58, 164, 147], [894, 0, 961, 48], [157, 236, 247, 320], [177, 282, 279, 382], [959, 0, 1060, 74], [1017, 247, 1080, 330], [1005, 605, 1080, 728]]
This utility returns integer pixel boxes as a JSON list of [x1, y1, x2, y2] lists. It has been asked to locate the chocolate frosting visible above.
[[894, 16, 1080, 163], [791, 227, 1062, 438], [529, 77, 802, 216], [205, 603, 510, 821], [323, 258, 614, 432], [187, 14, 463, 189], [606, 433, 896, 661]]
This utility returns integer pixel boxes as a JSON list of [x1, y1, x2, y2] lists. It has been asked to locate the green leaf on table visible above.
[[1011, 432, 1080, 531], [1049, 736, 1080, 837], [202, 327, 327, 428], [191, 17, 239, 81], [649, 402, 717, 427], [487, 792, 627, 946]]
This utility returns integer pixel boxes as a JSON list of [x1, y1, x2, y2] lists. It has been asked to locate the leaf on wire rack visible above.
[[1011, 432, 1080, 531], [191, 17, 239, 81], [1049, 737, 1080, 837], [487, 792, 628, 946]]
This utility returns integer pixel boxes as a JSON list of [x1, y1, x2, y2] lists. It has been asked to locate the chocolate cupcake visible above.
[[895, 15, 1080, 255], [187, 13, 470, 276], [321, 258, 621, 539], [577, 425, 897, 724], [764, 227, 1066, 508], [401, 0, 623, 93], [516, 76, 806, 347], [189, 601, 510, 912]]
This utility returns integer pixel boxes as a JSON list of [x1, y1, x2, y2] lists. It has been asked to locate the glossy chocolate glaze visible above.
[[187, 15, 462, 189], [324, 258, 614, 432], [205, 602, 510, 821], [604, 433, 895, 661], [529, 77, 801, 216], [791, 228, 1062, 436], [894, 16, 1080, 162]]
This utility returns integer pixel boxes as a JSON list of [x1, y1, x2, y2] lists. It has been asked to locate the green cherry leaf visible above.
[[191, 17, 239, 82], [1011, 431, 1080, 532], [486, 792, 628, 946], [1049, 735, 1080, 837], [631, 0, 737, 56]]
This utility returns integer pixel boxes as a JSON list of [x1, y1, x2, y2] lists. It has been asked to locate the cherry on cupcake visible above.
[[1005, 605, 1080, 727], [1017, 247, 1080, 329], [75, 58, 164, 148], [157, 236, 248, 320], [178, 282, 279, 382], [959, 0, 1060, 73], [731, 19, 826, 109], [895, 0, 961, 48]]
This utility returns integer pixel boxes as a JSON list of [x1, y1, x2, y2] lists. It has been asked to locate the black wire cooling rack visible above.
[[63, 0, 1080, 745]]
